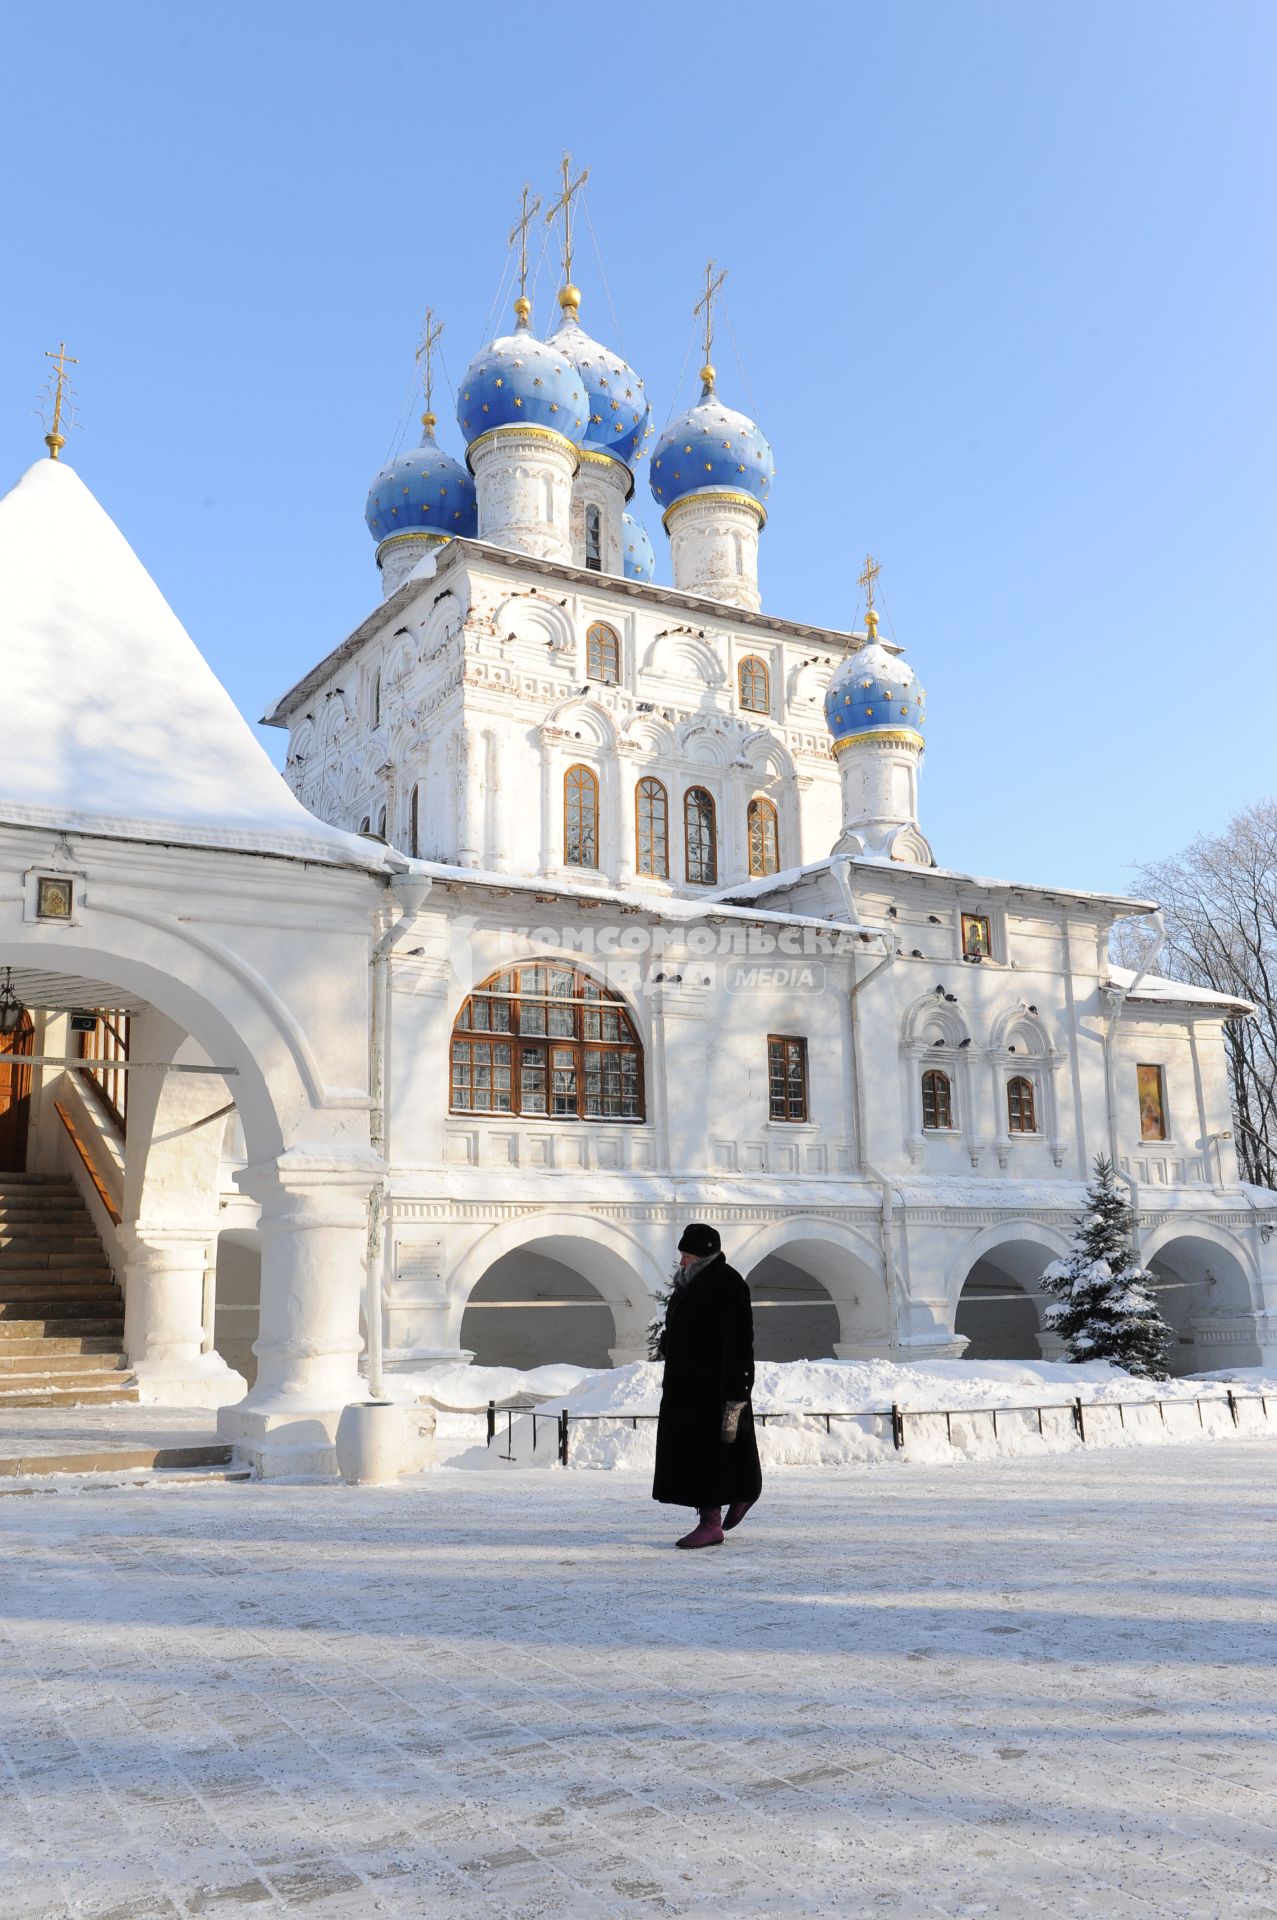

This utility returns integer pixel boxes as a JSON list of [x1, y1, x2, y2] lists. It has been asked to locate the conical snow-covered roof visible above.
[[0, 459, 384, 867]]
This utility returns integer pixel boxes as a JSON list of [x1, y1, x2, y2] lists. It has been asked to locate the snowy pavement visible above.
[[2, 1449, 1276, 1919]]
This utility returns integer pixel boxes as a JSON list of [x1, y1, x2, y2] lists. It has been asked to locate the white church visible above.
[[1, 196, 1274, 1477]]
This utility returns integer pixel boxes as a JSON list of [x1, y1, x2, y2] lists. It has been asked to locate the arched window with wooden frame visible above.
[[564, 763, 600, 868], [738, 654, 770, 714], [451, 964, 644, 1120], [684, 786, 718, 886], [635, 776, 669, 878], [1007, 1074, 1037, 1134], [747, 796, 780, 877], [586, 621, 620, 685], [921, 1068, 953, 1131]]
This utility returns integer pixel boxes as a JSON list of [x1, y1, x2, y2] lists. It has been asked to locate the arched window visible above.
[[747, 796, 780, 877], [377, 805, 387, 841], [586, 621, 620, 685], [921, 1069, 953, 1131], [564, 764, 599, 868], [738, 655, 770, 714], [635, 777, 669, 878], [684, 786, 718, 886], [451, 964, 644, 1120], [409, 783, 420, 860], [370, 670, 381, 729], [1007, 1075, 1037, 1134], [359, 815, 372, 835], [584, 504, 603, 572]]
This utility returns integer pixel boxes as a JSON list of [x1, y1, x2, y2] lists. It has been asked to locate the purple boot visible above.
[[676, 1507, 724, 1549], [723, 1497, 757, 1532]]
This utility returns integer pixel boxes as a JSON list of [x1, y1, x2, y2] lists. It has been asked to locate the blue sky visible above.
[[3, 2, 1273, 895]]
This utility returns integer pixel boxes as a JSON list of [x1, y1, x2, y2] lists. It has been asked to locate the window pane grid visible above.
[[1007, 1075, 1037, 1134], [586, 622, 619, 684], [684, 786, 718, 886], [738, 656, 769, 713], [564, 763, 599, 868], [767, 1036, 808, 1122], [79, 1012, 130, 1134], [451, 968, 644, 1121], [747, 797, 779, 877], [636, 777, 669, 878], [921, 1070, 952, 1130]]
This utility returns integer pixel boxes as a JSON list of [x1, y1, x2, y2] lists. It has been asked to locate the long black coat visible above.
[[652, 1252, 763, 1509]]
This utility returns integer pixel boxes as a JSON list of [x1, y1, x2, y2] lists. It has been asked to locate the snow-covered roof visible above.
[[406, 856, 878, 938], [1107, 966, 1252, 1016], [0, 460, 387, 869], [716, 855, 1158, 917]]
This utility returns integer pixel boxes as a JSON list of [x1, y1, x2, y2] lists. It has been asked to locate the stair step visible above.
[[0, 1441, 233, 1478], [0, 1385, 140, 1407], [0, 1291, 120, 1309], [0, 1335, 123, 1356], [0, 1319, 123, 1337], [0, 1233, 109, 1248], [0, 1369, 134, 1392], [0, 1350, 125, 1373], [0, 1257, 114, 1274]]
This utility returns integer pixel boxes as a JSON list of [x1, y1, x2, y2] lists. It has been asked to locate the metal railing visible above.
[[482, 1390, 1273, 1467]]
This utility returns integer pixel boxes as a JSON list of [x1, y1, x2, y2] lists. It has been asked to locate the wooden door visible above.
[[0, 1014, 34, 1172]]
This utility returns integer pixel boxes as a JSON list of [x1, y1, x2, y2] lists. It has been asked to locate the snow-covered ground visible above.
[[426, 1358, 1277, 1472], [2, 1448, 1276, 1917]]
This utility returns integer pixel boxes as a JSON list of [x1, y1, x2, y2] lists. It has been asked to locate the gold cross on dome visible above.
[[415, 308, 444, 416], [545, 151, 589, 287], [509, 184, 542, 302], [693, 259, 728, 385], [41, 340, 79, 459], [858, 552, 882, 612]]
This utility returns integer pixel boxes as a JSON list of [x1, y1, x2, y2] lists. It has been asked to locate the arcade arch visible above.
[[736, 1220, 890, 1359], [949, 1225, 1071, 1362]]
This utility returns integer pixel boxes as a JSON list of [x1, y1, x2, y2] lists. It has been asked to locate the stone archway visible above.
[[449, 1217, 660, 1369], [736, 1221, 890, 1360], [1142, 1227, 1262, 1377], [948, 1226, 1072, 1363]]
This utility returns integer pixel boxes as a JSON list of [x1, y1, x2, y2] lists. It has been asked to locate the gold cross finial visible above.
[[508, 185, 542, 313], [858, 552, 882, 612], [693, 260, 728, 390], [545, 151, 589, 299], [41, 341, 79, 459], [415, 308, 444, 422]]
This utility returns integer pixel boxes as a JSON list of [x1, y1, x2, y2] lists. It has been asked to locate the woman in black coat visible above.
[[653, 1223, 763, 1548]]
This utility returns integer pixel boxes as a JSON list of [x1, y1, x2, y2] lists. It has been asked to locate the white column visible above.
[[218, 1158, 378, 1478], [457, 729, 480, 868], [665, 493, 763, 611], [470, 427, 578, 564], [122, 1224, 247, 1409]]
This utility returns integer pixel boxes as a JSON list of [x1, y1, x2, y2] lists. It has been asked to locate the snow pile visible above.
[[383, 1360, 598, 1411], [443, 1356, 1277, 1473]]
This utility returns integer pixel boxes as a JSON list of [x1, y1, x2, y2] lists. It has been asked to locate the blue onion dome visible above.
[[365, 412, 477, 544], [825, 614, 926, 752], [649, 364, 775, 520], [456, 296, 589, 453], [621, 512, 655, 582], [546, 287, 652, 473]]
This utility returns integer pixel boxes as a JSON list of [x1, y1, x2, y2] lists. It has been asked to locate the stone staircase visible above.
[[0, 1174, 137, 1407]]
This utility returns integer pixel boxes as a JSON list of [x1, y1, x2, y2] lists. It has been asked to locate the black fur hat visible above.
[[677, 1222, 721, 1257]]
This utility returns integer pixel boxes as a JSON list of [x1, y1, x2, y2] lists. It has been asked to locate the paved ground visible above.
[[0, 1406, 218, 1467], [2, 1446, 1276, 1919]]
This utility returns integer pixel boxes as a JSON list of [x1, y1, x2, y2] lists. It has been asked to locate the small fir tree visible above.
[[646, 1278, 675, 1361], [1040, 1156, 1173, 1378]]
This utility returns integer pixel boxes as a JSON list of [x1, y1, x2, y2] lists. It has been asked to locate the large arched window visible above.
[[635, 776, 669, 878], [451, 964, 644, 1120], [684, 786, 718, 886], [747, 796, 780, 877], [921, 1069, 953, 1131], [738, 655, 770, 714], [1007, 1075, 1037, 1134], [586, 621, 620, 685], [564, 764, 599, 867]]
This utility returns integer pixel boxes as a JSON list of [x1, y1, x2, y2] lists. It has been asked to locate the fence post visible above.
[[1227, 1389, 1239, 1428], [1072, 1397, 1086, 1442], [486, 1400, 496, 1447], [891, 1404, 905, 1450], [559, 1408, 569, 1468]]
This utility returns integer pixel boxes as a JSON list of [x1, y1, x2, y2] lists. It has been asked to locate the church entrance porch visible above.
[[0, 1007, 34, 1171]]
